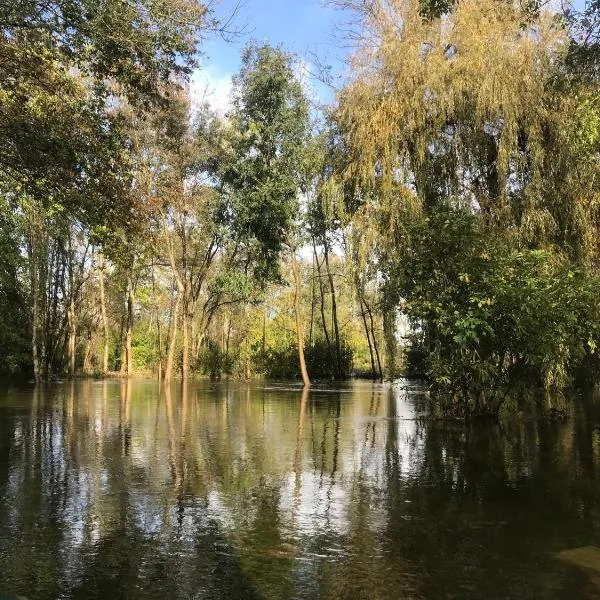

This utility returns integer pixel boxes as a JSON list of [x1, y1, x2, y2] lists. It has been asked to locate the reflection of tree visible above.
[[3, 382, 600, 598]]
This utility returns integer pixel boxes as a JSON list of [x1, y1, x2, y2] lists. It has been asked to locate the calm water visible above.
[[1, 380, 600, 599]]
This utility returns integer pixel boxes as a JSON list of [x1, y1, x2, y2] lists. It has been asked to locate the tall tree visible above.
[[219, 44, 312, 386]]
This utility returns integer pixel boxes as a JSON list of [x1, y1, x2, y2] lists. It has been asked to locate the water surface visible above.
[[1, 380, 600, 599]]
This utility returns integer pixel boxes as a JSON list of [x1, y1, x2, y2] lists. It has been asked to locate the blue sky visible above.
[[192, 0, 349, 113]]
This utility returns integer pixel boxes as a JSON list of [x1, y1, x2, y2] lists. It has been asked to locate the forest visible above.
[[2, 0, 600, 416]]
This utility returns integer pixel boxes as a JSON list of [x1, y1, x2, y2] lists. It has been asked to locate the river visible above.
[[1, 379, 600, 599]]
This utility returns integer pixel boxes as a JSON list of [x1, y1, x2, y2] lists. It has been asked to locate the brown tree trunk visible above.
[[323, 240, 343, 379], [164, 218, 185, 382], [313, 241, 331, 349], [67, 234, 76, 377], [365, 300, 383, 381], [83, 332, 94, 375], [360, 297, 377, 379], [164, 284, 181, 383], [182, 310, 190, 380], [68, 294, 76, 377], [126, 277, 134, 375], [28, 217, 46, 381], [98, 253, 109, 374], [290, 250, 310, 387]]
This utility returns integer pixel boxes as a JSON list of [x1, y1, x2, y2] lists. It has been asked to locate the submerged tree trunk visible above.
[[29, 238, 42, 382], [67, 234, 76, 377], [290, 249, 310, 387], [365, 301, 383, 381], [28, 215, 47, 382], [83, 332, 94, 375], [68, 293, 76, 377], [125, 275, 134, 375], [182, 310, 191, 380], [98, 253, 109, 374], [164, 284, 181, 383], [360, 298, 377, 380], [313, 241, 331, 350], [323, 239, 342, 379]]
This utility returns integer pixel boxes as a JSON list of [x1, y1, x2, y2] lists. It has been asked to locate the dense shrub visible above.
[[399, 208, 600, 416], [253, 338, 353, 381]]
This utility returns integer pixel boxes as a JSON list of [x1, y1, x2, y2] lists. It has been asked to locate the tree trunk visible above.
[[83, 332, 94, 375], [365, 300, 383, 381], [28, 216, 47, 382], [323, 239, 343, 379], [164, 218, 184, 382], [98, 253, 109, 374], [68, 294, 76, 377], [126, 276, 134, 375], [360, 298, 377, 380], [67, 234, 76, 377], [29, 235, 41, 381], [182, 310, 190, 380], [164, 284, 181, 383], [290, 250, 310, 387], [313, 241, 331, 350]]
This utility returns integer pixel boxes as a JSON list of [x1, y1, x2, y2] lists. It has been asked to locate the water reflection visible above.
[[1, 381, 600, 598]]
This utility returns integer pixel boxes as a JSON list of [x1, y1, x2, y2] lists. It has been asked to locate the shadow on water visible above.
[[2, 381, 600, 598]]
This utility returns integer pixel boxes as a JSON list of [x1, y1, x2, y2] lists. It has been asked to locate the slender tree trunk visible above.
[[164, 284, 181, 383], [28, 234, 41, 381], [323, 240, 342, 379], [28, 216, 47, 381], [68, 294, 76, 377], [182, 310, 190, 380], [125, 276, 134, 375], [83, 332, 94, 375], [262, 306, 267, 353], [164, 218, 184, 382], [309, 250, 316, 347], [313, 240, 331, 349], [360, 298, 377, 379], [98, 253, 109, 374], [67, 234, 76, 377], [244, 304, 251, 381], [365, 301, 383, 381], [290, 250, 310, 387]]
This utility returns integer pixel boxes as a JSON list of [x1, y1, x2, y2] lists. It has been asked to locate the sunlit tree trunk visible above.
[[67, 234, 76, 377], [182, 311, 190, 380], [27, 214, 47, 382], [365, 300, 383, 381], [125, 275, 134, 375], [164, 284, 181, 383], [323, 239, 342, 379], [313, 241, 331, 350], [360, 298, 377, 380], [82, 331, 94, 375], [290, 250, 310, 387], [98, 253, 109, 374]]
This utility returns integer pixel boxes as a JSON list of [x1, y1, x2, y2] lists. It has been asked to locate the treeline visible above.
[[0, 4, 391, 384], [3, 0, 600, 412]]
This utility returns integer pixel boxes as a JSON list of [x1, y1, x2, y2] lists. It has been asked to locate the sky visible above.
[[191, 0, 351, 114]]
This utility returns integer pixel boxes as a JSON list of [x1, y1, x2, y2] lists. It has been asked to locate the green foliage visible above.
[[0, 198, 30, 374], [1, 0, 208, 106], [197, 341, 236, 379], [219, 44, 311, 282], [253, 339, 353, 381], [399, 208, 600, 415]]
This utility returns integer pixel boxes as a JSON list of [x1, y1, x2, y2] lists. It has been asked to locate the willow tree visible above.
[[336, 0, 600, 260], [220, 44, 312, 386], [334, 0, 600, 407]]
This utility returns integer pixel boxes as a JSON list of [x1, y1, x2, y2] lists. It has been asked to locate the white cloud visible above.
[[190, 65, 233, 117]]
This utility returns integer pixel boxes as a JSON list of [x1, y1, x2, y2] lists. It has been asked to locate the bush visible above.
[[253, 338, 353, 380], [399, 207, 600, 416]]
